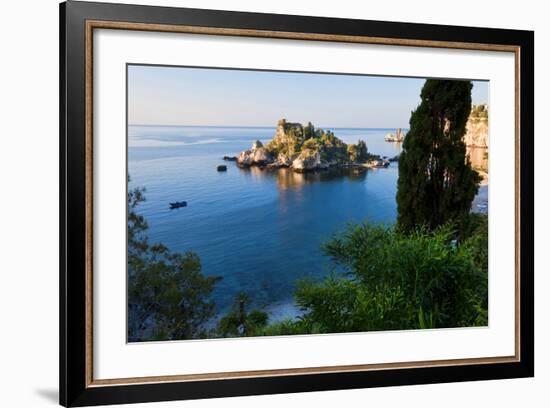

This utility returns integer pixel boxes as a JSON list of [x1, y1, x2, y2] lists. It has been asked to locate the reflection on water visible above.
[[383, 141, 403, 156], [239, 166, 369, 191]]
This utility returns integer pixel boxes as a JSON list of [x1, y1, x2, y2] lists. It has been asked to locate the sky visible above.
[[128, 65, 489, 128]]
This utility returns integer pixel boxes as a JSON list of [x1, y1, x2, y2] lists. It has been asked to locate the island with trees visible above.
[[228, 119, 390, 172]]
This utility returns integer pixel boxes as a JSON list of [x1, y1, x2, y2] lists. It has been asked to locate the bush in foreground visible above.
[[127, 184, 221, 342], [252, 217, 488, 337]]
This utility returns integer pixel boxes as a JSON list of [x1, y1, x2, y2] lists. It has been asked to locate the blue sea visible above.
[[128, 125, 405, 321]]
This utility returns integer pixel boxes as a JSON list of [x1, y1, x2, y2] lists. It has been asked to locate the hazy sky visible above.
[[128, 65, 489, 128]]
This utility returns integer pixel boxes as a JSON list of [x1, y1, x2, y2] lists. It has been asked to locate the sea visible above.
[[128, 125, 486, 321]]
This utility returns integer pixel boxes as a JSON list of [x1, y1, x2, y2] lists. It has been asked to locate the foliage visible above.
[[261, 219, 488, 335], [127, 182, 220, 342], [216, 293, 269, 337], [470, 104, 488, 120], [460, 213, 489, 325], [302, 138, 319, 151], [397, 79, 481, 232], [265, 120, 366, 164], [347, 140, 369, 162], [317, 130, 349, 162]]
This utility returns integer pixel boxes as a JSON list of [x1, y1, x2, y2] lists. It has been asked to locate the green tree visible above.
[[304, 121, 315, 139], [216, 293, 268, 337], [282, 220, 488, 334], [357, 140, 368, 161], [127, 182, 220, 342], [397, 79, 481, 232], [302, 138, 319, 151], [348, 139, 368, 162]]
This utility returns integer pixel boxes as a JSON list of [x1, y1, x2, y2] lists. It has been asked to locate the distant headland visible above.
[[464, 104, 489, 148], [225, 119, 393, 173]]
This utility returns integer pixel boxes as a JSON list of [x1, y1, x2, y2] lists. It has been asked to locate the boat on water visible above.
[[169, 201, 187, 209]]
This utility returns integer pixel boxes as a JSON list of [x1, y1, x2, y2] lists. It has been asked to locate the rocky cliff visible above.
[[234, 119, 388, 172], [464, 104, 489, 148]]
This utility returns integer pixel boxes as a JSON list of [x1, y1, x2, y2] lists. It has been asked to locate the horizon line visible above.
[[128, 123, 411, 129]]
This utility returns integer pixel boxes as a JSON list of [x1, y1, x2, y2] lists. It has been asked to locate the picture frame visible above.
[[60, 1, 534, 406]]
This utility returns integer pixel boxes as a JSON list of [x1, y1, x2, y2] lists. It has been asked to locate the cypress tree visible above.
[[397, 79, 481, 232]]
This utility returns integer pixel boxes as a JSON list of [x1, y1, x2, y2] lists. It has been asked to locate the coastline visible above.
[[129, 124, 488, 326], [479, 170, 489, 186]]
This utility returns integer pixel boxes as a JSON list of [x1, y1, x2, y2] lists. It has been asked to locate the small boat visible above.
[[169, 201, 187, 209]]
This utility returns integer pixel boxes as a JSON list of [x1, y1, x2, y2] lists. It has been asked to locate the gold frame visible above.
[[84, 20, 521, 388]]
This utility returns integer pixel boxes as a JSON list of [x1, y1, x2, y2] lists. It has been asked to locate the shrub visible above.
[[127, 184, 221, 341], [286, 220, 488, 333]]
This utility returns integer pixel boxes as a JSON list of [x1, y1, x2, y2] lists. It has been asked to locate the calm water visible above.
[[128, 125, 405, 320]]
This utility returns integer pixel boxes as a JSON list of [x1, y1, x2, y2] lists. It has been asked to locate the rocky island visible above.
[[228, 119, 389, 173], [384, 128, 405, 142]]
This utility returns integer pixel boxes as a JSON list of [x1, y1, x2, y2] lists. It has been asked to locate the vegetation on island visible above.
[[265, 120, 369, 164], [236, 119, 383, 171], [128, 79, 488, 342]]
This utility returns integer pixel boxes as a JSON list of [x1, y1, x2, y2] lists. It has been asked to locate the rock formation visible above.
[[237, 140, 269, 166], [233, 119, 389, 172], [385, 128, 405, 142], [464, 104, 489, 148], [292, 149, 321, 172]]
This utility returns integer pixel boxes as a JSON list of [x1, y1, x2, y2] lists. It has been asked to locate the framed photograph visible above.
[[60, 1, 534, 406]]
